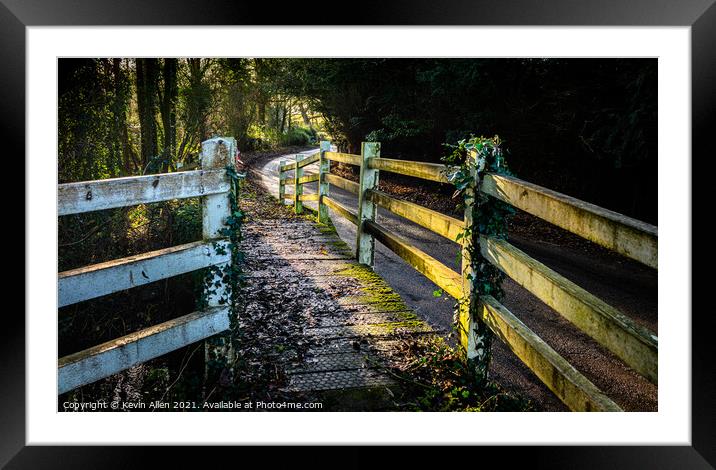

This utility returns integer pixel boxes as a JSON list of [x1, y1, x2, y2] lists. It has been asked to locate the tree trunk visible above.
[[254, 58, 267, 126], [160, 58, 178, 172], [112, 59, 135, 176], [298, 103, 314, 130], [258, 100, 266, 126], [188, 58, 209, 142], [136, 58, 159, 171], [280, 99, 288, 133]]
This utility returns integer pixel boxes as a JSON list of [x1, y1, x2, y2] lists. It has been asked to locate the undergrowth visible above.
[[386, 337, 532, 412]]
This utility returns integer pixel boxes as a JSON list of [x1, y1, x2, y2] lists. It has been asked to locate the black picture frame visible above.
[[5, 0, 712, 467]]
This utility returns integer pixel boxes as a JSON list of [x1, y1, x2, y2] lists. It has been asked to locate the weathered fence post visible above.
[[318, 141, 331, 224], [278, 159, 287, 204], [458, 149, 491, 385], [294, 154, 304, 214], [200, 137, 234, 392], [356, 142, 380, 266]]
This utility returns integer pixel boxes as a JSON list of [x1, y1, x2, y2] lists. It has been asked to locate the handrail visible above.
[[323, 196, 358, 225], [58, 168, 229, 216], [325, 151, 362, 166], [280, 161, 296, 171], [363, 219, 463, 299], [481, 173, 658, 268], [368, 157, 453, 183], [59, 306, 230, 394], [296, 153, 320, 168], [285, 174, 320, 185], [59, 239, 231, 308], [480, 235, 658, 383], [366, 188, 463, 242], [479, 295, 622, 412], [325, 173, 360, 194], [282, 193, 319, 202]]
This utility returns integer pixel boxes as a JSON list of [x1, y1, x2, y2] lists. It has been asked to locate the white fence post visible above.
[[318, 141, 331, 223], [201, 137, 233, 306], [459, 149, 491, 384], [294, 154, 305, 214], [200, 137, 234, 391], [356, 142, 380, 266]]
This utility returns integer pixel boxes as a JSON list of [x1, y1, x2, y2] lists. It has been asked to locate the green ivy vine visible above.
[[200, 163, 246, 392], [441, 135, 514, 385]]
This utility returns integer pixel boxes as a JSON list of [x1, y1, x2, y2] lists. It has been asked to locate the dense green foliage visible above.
[[59, 58, 656, 222], [277, 58, 657, 222], [58, 58, 320, 185]]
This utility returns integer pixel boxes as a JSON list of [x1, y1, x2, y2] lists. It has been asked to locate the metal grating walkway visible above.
[[238, 217, 439, 394]]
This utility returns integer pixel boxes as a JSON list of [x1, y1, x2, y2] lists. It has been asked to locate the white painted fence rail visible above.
[[57, 137, 236, 395], [58, 240, 231, 308], [58, 307, 231, 394], [58, 168, 230, 216]]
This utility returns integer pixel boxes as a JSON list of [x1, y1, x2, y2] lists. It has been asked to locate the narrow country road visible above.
[[249, 149, 658, 411]]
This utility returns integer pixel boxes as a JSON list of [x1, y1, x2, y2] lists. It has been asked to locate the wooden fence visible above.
[[278, 140, 658, 412], [57, 137, 237, 395]]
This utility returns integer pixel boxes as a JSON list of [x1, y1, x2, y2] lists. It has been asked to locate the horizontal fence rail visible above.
[[285, 174, 320, 185], [364, 220, 463, 300], [58, 137, 236, 394], [480, 236, 658, 383], [58, 306, 230, 394], [366, 188, 463, 242], [323, 196, 358, 225], [58, 239, 231, 308], [282, 193, 320, 202], [325, 151, 362, 166], [278, 140, 658, 410], [58, 169, 230, 216], [368, 157, 452, 183], [280, 153, 320, 172], [325, 173, 360, 194], [479, 295, 622, 412], [481, 174, 658, 268], [297, 153, 320, 168]]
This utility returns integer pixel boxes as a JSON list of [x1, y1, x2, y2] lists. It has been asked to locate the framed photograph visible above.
[[7, 0, 712, 466]]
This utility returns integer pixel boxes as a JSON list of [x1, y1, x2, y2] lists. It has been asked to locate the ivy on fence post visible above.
[[199, 136, 245, 397], [318, 140, 331, 224], [356, 142, 381, 267], [444, 135, 513, 387]]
